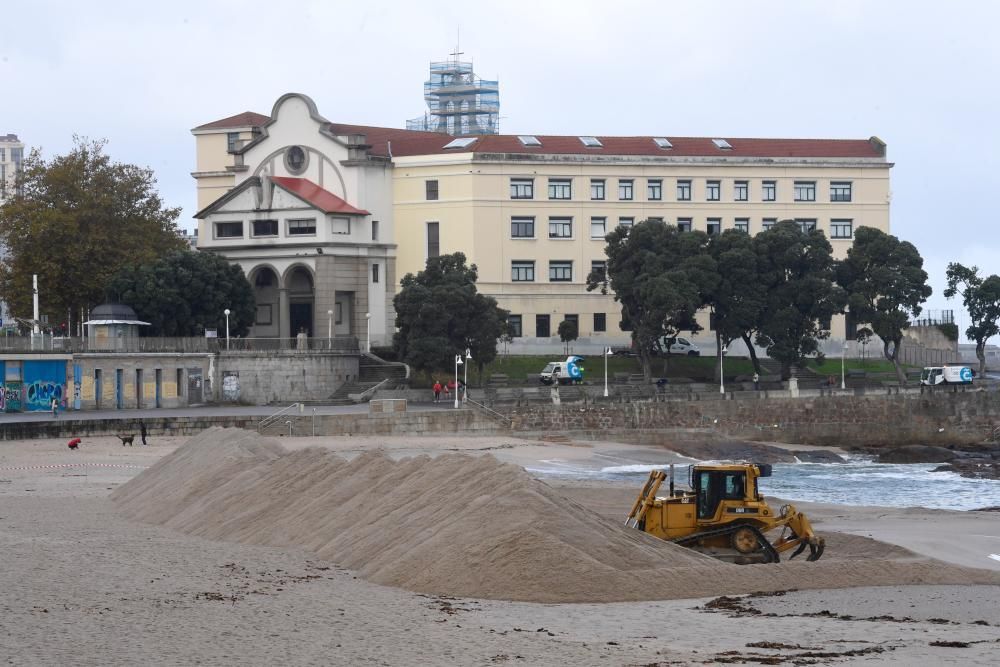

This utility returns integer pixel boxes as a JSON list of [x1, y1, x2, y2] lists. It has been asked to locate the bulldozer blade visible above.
[[788, 540, 809, 560]]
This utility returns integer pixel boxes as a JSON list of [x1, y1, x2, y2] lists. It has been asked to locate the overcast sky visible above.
[[4, 1, 998, 340]]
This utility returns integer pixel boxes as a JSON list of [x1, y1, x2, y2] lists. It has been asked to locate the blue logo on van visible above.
[[960, 367, 973, 382]]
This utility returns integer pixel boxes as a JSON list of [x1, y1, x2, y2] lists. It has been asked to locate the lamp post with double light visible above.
[[719, 343, 727, 394], [365, 312, 371, 353], [604, 346, 611, 397], [223, 308, 231, 350], [327, 309, 333, 346], [454, 354, 463, 409], [464, 348, 472, 402]]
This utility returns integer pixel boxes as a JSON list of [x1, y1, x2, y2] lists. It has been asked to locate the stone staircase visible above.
[[324, 353, 410, 405]]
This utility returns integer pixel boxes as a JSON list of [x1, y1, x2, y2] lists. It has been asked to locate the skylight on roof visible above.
[[653, 137, 673, 149], [518, 135, 541, 147], [712, 138, 733, 150], [579, 136, 603, 148], [443, 137, 478, 149]]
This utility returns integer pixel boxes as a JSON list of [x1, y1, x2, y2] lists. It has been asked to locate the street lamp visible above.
[[454, 354, 463, 409], [223, 308, 231, 350], [464, 348, 472, 402], [841, 342, 849, 389], [327, 309, 333, 345], [719, 343, 727, 394], [365, 312, 371, 353], [603, 346, 611, 398]]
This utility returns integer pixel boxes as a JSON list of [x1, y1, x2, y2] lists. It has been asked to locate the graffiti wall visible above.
[[222, 371, 240, 402], [23, 360, 67, 411], [4, 381, 22, 412]]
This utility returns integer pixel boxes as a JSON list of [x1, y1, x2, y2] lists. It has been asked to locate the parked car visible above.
[[612, 336, 702, 357]]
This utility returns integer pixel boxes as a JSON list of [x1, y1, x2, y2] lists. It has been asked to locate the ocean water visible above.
[[527, 456, 1000, 511]]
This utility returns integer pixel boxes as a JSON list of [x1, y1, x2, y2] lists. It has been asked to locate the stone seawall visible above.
[[506, 390, 1000, 447]]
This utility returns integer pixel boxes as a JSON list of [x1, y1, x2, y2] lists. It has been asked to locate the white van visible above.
[[920, 366, 973, 386], [656, 336, 701, 357], [539, 356, 586, 385]]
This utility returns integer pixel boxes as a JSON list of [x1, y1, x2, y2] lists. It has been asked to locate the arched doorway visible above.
[[286, 266, 314, 337], [249, 266, 280, 338]]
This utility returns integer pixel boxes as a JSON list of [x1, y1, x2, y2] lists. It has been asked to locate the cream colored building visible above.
[[194, 95, 891, 353]]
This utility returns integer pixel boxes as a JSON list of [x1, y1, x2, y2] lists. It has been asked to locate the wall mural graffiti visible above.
[[4, 382, 23, 412], [222, 371, 240, 402], [26, 381, 64, 410]]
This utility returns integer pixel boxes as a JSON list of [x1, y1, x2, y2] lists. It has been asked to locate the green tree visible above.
[[705, 229, 767, 375], [557, 318, 578, 355], [107, 250, 255, 336], [0, 138, 185, 326], [753, 221, 845, 379], [393, 252, 508, 379], [588, 220, 717, 381], [837, 227, 932, 384], [943, 263, 1000, 376]]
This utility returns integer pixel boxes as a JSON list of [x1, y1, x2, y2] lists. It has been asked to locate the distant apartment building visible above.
[[0, 133, 24, 327], [193, 93, 891, 350]]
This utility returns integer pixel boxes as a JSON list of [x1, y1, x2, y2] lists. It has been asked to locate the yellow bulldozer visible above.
[[626, 462, 825, 564]]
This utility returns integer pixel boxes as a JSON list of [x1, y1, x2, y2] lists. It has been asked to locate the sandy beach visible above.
[[1, 430, 998, 665]]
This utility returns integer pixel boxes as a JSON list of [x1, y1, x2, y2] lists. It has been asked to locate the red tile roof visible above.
[[195, 111, 886, 160], [193, 111, 271, 131], [270, 177, 370, 216]]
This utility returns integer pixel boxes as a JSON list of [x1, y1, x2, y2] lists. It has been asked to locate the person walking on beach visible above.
[[51, 398, 59, 418], [138, 420, 148, 446], [432, 380, 442, 403]]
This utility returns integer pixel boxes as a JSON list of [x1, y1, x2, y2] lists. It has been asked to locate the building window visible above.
[[590, 260, 606, 281], [796, 218, 817, 233], [372, 220, 380, 241], [590, 179, 605, 200], [564, 314, 579, 334], [253, 220, 278, 237], [590, 217, 607, 239], [511, 261, 535, 282], [618, 179, 634, 200], [549, 261, 573, 282], [647, 179, 662, 201], [762, 180, 776, 201], [707, 218, 721, 236], [677, 179, 692, 201], [830, 219, 854, 239], [426, 221, 440, 258], [677, 218, 692, 232], [256, 304, 272, 326], [425, 180, 439, 200], [227, 132, 240, 152], [648, 216, 664, 223], [548, 217, 573, 239], [593, 313, 607, 332], [287, 218, 317, 236], [0, 148, 5, 161], [706, 180, 721, 201], [284, 145, 307, 174], [830, 181, 853, 202], [762, 218, 777, 231], [536, 314, 551, 338], [548, 178, 572, 200], [734, 218, 749, 233], [215, 221, 244, 238], [510, 178, 534, 199], [734, 180, 748, 201], [372, 264, 380, 283], [511, 217, 535, 238], [794, 181, 816, 201], [618, 217, 634, 229], [331, 217, 350, 235], [507, 315, 523, 338]]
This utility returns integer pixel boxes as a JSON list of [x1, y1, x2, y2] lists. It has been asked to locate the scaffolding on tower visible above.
[[406, 53, 499, 136]]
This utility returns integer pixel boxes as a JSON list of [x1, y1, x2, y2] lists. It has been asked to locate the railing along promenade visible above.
[[0, 336, 360, 354]]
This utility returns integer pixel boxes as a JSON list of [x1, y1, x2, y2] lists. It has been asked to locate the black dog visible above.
[[117, 434, 135, 447]]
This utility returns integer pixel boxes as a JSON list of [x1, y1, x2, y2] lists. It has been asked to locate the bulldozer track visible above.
[[671, 523, 780, 563]]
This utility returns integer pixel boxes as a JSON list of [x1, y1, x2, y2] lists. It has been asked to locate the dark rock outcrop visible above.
[[877, 445, 959, 464], [932, 461, 1000, 480]]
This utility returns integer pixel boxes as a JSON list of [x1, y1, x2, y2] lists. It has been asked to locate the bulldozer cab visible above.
[[691, 464, 769, 520]]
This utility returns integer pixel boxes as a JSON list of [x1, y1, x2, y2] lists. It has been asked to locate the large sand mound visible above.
[[112, 429, 1000, 602]]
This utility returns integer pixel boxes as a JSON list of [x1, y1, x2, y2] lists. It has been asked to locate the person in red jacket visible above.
[[432, 380, 443, 403]]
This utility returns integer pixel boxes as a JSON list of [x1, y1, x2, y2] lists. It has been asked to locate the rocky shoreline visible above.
[[872, 443, 1000, 480]]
